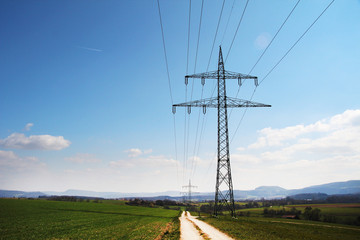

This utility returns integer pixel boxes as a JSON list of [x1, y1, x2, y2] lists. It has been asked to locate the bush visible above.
[[303, 207, 321, 221]]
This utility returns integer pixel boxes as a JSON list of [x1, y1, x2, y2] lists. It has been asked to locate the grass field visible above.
[[0, 198, 180, 240], [194, 203, 360, 239], [202, 215, 360, 240], [233, 203, 360, 225]]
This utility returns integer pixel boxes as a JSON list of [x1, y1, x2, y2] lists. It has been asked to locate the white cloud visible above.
[[109, 160, 135, 168], [144, 149, 153, 154], [249, 109, 360, 149], [124, 148, 142, 157], [24, 123, 34, 131], [0, 133, 71, 150], [0, 150, 45, 170], [231, 109, 360, 189], [231, 153, 261, 164], [64, 153, 101, 164], [146, 155, 178, 166], [124, 148, 153, 158]]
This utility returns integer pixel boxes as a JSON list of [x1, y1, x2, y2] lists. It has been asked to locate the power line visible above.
[[230, 0, 336, 144], [190, 0, 205, 179], [193, 0, 249, 184], [202, 0, 299, 189], [193, 0, 204, 74], [229, 0, 301, 119], [184, 0, 193, 184], [192, 0, 229, 179], [156, 0, 174, 104], [259, 0, 335, 86], [206, 0, 226, 71], [186, 0, 192, 75], [225, 0, 250, 63], [221, 0, 236, 45], [156, 0, 179, 186], [172, 114, 179, 187], [183, 88, 188, 183], [190, 87, 204, 178], [193, 0, 231, 178], [248, 0, 301, 75]]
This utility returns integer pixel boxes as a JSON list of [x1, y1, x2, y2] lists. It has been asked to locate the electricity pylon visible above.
[[172, 46, 271, 217], [182, 179, 198, 203]]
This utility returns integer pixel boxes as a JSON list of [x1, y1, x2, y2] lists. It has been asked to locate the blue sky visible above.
[[0, 0, 359, 193]]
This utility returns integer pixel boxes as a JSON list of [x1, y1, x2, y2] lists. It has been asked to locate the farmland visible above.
[[193, 202, 360, 239], [202, 214, 360, 240], [1, 198, 360, 240], [0, 198, 180, 240], [233, 203, 360, 225]]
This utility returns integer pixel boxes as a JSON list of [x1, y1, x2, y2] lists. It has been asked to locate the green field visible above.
[[0, 198, 180, 240], [2, 199, 360, 240], [202, 216, 360, 240], [233, 203, 360, 225], [194, 203, 360, 239]]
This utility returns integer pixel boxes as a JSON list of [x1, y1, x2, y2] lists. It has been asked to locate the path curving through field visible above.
[[180, 211, 234, 240]]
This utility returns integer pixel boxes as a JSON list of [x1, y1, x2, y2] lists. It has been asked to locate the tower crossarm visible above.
[[185, 70, 257, 80], [185, 70, 258, 86], [226, 97, 271, 108], [172, 97, 271, 113]]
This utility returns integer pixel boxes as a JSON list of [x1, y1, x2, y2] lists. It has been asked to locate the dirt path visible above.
[[179, 211, 204, 240], [180, 211, 234, 240]]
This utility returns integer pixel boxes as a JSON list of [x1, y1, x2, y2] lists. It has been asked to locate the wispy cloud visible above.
[[64, 153, 101, 164], [110, 153, 177, 169], [0, 150, 45, 170], [24, 123, 34, 131], [0, 133, 71, 150], [124, 148, 153, 158], [78, 46, 103, 52]]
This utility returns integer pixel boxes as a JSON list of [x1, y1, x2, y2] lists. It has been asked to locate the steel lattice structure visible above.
[[182, 179, 198, 203], [173, 47, 270, 217]]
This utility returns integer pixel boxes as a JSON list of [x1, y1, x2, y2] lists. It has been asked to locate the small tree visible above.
[[303, 207, 321, 221]]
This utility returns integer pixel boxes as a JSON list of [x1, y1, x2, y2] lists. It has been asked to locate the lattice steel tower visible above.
[[182, 179, 197, 203], [173, 46, 271, 216]]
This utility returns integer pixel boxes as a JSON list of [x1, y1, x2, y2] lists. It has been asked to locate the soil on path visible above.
[[179, 211, 204, 240], [180, 211, 234, 240]]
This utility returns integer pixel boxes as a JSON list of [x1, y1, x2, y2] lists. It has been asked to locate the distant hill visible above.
[[43, 189, 181, 199], [289, 193, 329, 201], [190, 180, 360, 200], [288, 180, 360, 195], [0, 190, 45, 198], [1, 180, 359, 200]]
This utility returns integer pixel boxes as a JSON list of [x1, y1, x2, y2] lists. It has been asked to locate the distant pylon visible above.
[[173, 46, 271, 216], [182, 179, 197, 203]]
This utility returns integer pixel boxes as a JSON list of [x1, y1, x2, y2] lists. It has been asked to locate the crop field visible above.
[[0, 198, 180, 240], [202, 215, 360, 240], [233, 203, 360, 225], [195, 203, 360, 239]]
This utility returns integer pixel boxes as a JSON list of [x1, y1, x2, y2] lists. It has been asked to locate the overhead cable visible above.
[[221, 0, 237, 45], [156, 0, 179, 185], [230, 0, 336, 144], [206, 0, 226, 71], [225, 0, 250, 62], [229, 0, 301, 119], [248, 0, 301, 75]]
